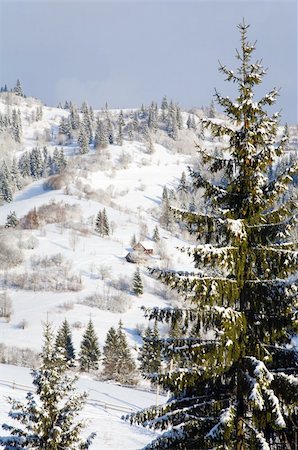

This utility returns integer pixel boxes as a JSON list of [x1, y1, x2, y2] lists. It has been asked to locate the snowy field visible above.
[[0, 364, 165, 449]]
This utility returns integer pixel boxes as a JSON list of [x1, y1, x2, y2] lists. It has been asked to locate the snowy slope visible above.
[[0, 95, 194, 355], [0, 364, 165, 449]]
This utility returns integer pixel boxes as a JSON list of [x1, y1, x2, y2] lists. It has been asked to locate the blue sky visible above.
[[0, 0, 297, 123]]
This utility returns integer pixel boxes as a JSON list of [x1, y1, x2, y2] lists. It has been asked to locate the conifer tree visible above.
[[103, 322, 137, 384], [18, 151, 31, 178], [78, 127, 89, 154], [117, 121, 123, 146], [30, 147, 43, 178], [161, 95, 168, 122], [5, 211, 19, 228], [13, 79, 23, 97], [11, 157, 22, 190], [0, 323, 95, 449], [0, 162, 13, 203], [152, 225, 160, 242], [102, 208, 110, 236], [160, 186, 172, 229], [94, 119, 108, 149], [102, 326, 119, 379], [138, 322, 161, 376], [126, 22, 298, 449], [186, 114, 192, 129], [79, 319, 101, 372], [11, 108, 22, 142], [132, 267, 143, 296], [177, 171, 188, 194], [55, 318, 76, 365], [95, 209, 110, 237]]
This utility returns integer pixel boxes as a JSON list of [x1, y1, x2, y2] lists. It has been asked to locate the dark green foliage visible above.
[[5, 211, 19, 228], [103, 322, 137, 384], [132, 267, 143, 296], [79, 319, 101, 372], [11, 109, 22, 142], [126, 22, 298, 449], [55, 319, 76, 365], [0, 323, 95, 449], [138, 322, 161, 376], [13, 79, 23, 97], [152, 225, 160, 242], [94, 118, 108, 149], [160, 186, 172, 229], [95, 208, 110, 237], [78, 127, 89, 154]]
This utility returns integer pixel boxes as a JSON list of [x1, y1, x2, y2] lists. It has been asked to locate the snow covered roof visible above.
[[136, 241, 154, 250]]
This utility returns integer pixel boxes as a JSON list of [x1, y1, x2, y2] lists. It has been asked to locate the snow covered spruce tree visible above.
[[79, 319, 101, 372], [55, 318, 76, 366], [132, 267, 144, 296], [126, 22, 298, 449], [0, 322, 95, 449]]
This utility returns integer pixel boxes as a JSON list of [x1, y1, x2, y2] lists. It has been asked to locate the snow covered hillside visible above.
[[0, 93, 199, 356], [0, 364, 165, 449], [0, 90, 297, 448]]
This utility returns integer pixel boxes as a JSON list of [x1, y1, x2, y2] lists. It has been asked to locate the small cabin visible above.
[[133, 241, 154, 255]]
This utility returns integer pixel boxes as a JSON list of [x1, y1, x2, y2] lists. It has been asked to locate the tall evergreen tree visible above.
[[5, 211, 19, 228], [103, 322, 137, 384], [132, 267, 143, 296], [0, 323, 95, 449], [11, 157, 22, 190], [18, 151, 31, 178], [94, 119, 108, 149], [0, 162, 13, 203], [78, 127, 89, 154], [13, 79, 23, 97], [79, 319, 101, 372], [126, 22, 298, 449], [160, 186, 172, 229], [138, 322, 162, 376], [95, 208, 110, 237], [152, 225, 160, 242], [102, 326, 120, 379], [55, 319, 76, 365], [160, 95, 168, 122], [102, 208, 110, 236]]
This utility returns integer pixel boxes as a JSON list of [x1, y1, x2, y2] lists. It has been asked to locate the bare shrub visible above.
[[69, 229, 79, 251], [72, 321, 83, 329], [30, 253, 68, 269], [21, 201, 81, 228], [109, 275, 130, 292], [96, 264, 112, 281], [20, 208, 40, 229], [18, 235, 39, 250], [139, 221, 149, 240], [0, 343, 39, 368], [118, 151, 132, 169], [17, 319, 28, 329], [0, 291, 13, 320], [0, 240, 23, 270], [37, 201, 81, 225], [58, 301, 74, 312], [5, 254, 82, 292], [135, 323, 145, 336], [81, 288, 132, 313], [44, 173, 70, 190], [7, 271, 82, 292]]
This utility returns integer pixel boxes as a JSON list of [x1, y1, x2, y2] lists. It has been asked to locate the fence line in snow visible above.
[[0, 379, 135, 414]]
